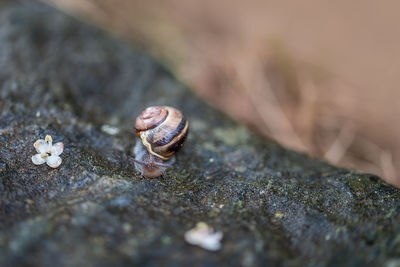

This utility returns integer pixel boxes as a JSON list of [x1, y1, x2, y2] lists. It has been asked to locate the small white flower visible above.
[[184, 222, 223, 251], [31, 135, 64, 168]]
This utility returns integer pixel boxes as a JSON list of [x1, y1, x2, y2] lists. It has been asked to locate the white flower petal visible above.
[[184, 223, 223, 251], [46, 155, 62, 168], [32, 154, 46, 165], [201, 232, 223, 251], [51, 142, 64, 156], [34, 140, 50, 154], [44, 135, 53, 146]]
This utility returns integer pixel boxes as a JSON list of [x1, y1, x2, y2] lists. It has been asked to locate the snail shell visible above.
[[133, 106, 189, 177]]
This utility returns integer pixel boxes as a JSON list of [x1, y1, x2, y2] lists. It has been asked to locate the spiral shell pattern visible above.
[[135, 106, 189, 160]]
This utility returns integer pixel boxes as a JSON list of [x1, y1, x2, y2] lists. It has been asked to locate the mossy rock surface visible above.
[[0, 1, 399, 266]]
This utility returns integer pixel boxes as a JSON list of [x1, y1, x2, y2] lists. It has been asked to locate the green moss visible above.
[[213, 127, 250, 146]]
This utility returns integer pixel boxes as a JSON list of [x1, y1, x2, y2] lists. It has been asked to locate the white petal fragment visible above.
[[34, 140, 49, 154], [46, 155, 62, 168], [101, 125, 120, 135], [51, 142, 64, 156], [200, 232, 223, 251], [31, 154, 46, 165], [184, 222, 223, 251]]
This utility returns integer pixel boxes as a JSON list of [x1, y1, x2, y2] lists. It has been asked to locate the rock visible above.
[[0, 1, 399, 266]]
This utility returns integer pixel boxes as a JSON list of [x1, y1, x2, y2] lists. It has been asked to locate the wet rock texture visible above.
[[0, 1, 399, 266]]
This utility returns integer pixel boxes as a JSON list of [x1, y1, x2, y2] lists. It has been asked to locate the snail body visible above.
[[133, 106, 188, 178]]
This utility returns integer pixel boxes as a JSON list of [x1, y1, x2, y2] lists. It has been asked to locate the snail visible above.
[[133, 106, 189, 178]]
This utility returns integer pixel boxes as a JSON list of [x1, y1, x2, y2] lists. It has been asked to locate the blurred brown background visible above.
[[44, 0, 400, 187]]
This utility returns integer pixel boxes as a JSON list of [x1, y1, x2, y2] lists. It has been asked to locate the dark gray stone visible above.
[[0, 1, 399, 266]]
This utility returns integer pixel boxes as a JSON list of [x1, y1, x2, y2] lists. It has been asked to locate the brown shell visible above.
[[135, 106, 189, 160], [135, 106, 168, 132]]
